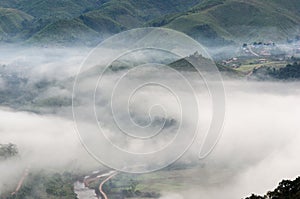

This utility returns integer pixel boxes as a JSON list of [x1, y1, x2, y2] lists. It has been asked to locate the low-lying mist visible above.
[[0, 47, 300, 198]]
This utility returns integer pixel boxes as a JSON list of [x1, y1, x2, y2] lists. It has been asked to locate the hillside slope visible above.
[[27, 18, 100, 45], [151, 0, 300, 45], [0, 0, 300, 45], [29, 0, 201, 44], [0, 7, 33, 41], [0, 0, 105, 20]]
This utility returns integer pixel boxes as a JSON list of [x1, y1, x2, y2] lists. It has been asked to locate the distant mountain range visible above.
[[0, 0, 299, 46]]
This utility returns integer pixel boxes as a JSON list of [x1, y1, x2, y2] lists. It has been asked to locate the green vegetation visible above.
[[0, 7, 33, 41], [169, 52, 243, 78], [34, 97, 72, 107], [101, 164, 219, 197], [252, 62, 300, 80], [190, 0, 226, 13], [0, 0, 299, 45], [161, 0, 300, 44], [0, 0, 101, 20], [0, 143, 18, 159], [267, 62, 300, 79], [0, 0, 200, 44], [78, 11, 125, 34], [27, 18, 100, 45], [44, 173, 77, 198], [2, 172, 78, 199], [88, 173, 161, 198], [245, 176, 300, 199]]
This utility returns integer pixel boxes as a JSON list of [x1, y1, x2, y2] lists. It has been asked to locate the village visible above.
[[219, 35, 300, 75]]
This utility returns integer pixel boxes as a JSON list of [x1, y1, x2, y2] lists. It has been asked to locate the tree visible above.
[[245, 194, 265, 199], [245, 177, 300, 199], [128, 179, 138, 193], [0, 143, 18, 159]]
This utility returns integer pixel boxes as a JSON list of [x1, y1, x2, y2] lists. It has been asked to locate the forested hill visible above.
[[0, 0, 299, 46]]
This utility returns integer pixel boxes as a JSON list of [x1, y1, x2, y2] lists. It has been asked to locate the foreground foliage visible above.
[[246, 177, 300, 199], [2, 172, 78, 199], [0, 143, 18, 159]]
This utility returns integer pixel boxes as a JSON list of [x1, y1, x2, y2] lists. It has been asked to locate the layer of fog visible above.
[[0, 108, 103, 193], [1, 80, 300, 198], [1, 47, 300, 198], [0, 46, 94, 81], [162, 81, 300, 198]]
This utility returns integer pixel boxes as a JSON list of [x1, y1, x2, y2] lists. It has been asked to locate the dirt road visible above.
[[98, 171, 118, 199], [11, 167, 29, 195], [248, 46, 259, 57]]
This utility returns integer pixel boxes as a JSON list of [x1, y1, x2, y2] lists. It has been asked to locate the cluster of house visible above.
[[222, 57, 240, 68], [241, 41, 276, 57], [221, 37, 300, 69]]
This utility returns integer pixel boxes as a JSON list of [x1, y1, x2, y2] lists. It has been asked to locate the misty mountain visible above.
[[0, 0, 299, 46]]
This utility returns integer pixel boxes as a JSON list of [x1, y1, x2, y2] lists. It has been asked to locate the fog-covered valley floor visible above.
[[0, 47, 300, 199]]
